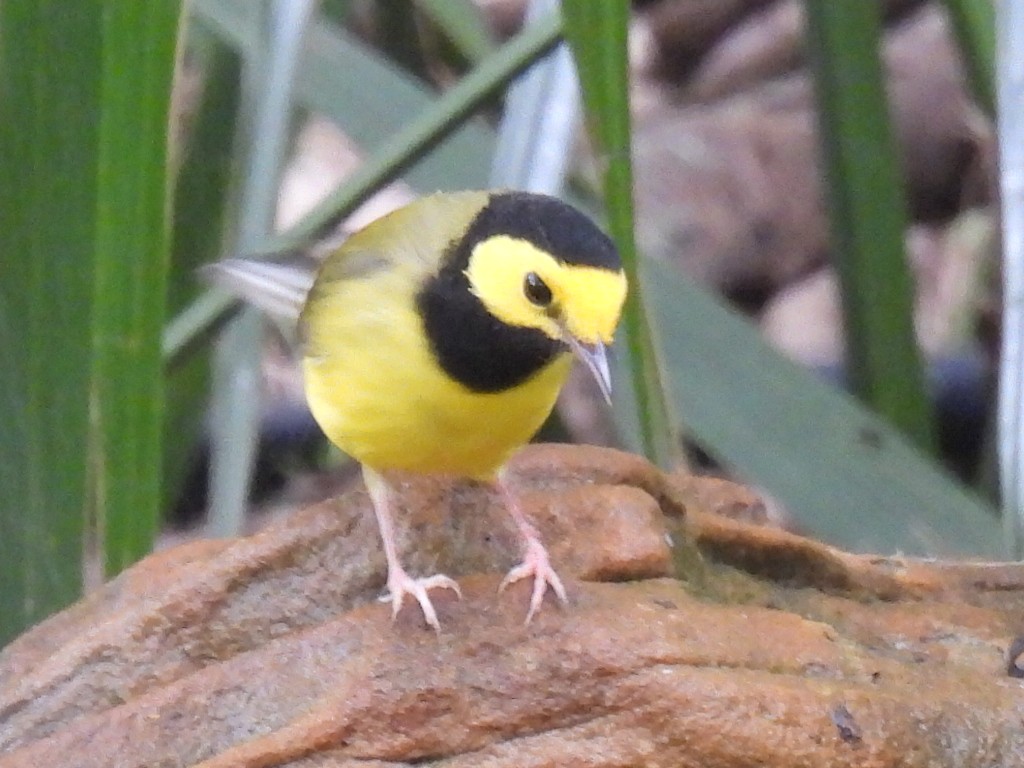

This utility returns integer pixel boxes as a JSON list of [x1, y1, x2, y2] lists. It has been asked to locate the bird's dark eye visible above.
[[523, 271, 552, 306]]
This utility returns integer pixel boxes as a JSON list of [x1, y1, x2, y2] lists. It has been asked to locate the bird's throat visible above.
[[416, 268, 561, 393]]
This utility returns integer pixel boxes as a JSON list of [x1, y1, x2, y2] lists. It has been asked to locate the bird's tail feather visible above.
[[202, 255, 318, 323]]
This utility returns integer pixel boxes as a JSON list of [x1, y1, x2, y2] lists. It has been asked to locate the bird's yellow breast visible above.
[[301, 263, 572, 481]]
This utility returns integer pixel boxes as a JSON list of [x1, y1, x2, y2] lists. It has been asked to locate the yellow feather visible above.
[[465, 235, 628, 344]]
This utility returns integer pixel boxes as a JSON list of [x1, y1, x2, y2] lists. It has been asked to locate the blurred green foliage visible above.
[[0, 2, 180, 645]]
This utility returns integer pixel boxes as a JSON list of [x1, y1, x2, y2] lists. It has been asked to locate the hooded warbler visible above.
[[209, 190, 627, 629]]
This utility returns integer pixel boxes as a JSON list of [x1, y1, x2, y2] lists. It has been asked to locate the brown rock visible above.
[[0, 445, 673, 757], [683, 0, 927, 100], [761, 211, 997, 366], [474, 0, 527, 40], [642, 0, 773, 82], [3, 445, 1024, 767], [885, 6, 994, 221], [633, 103, 827, 299], [685, 0, 804, 99], [633, 4, 993, 302], [669, 468, 769, 524]]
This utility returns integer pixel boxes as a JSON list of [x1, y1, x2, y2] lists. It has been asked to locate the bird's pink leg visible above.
[[495, 471, 568, 623], [363, 467, 461, 631]]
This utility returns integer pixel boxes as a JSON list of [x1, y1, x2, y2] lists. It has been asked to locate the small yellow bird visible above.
[[209, 190, 627, 629]]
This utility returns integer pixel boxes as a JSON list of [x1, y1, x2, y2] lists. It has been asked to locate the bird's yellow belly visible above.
[[302, 321, 572, 481]]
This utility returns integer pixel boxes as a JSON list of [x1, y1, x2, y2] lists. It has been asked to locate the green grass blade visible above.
[[93, 4, 181, 573], [297, 15, 497, 194], [164, 291, 238, 370], [644, 258, 1002, 557], [288, 12, 561, 243], [562, 0, 676, 468], [805, 0, 935, 453], [418, 0, 495, 64], [0, 2, 179, 645], [0, 4, 94, 645], [194, 0, 500, 203], [279, 9, 561, 245]]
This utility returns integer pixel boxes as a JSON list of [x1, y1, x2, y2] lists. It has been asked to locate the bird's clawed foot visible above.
[[499, 536, 568, 624], [381, 569, 462, 632]]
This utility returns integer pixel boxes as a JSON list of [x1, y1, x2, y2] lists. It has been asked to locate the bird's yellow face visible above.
[[464, 235, 628, 347], [415, 191, 627, 400]]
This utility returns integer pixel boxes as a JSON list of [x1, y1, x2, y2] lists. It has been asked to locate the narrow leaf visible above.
[[805, 0, 935, 452], [562, 0, 677, 468], [276, 9, 561, 245], [93, 4, 181, 574], [645, 257, 1002, 557], [418, 0, 495, 64], [0, 2, 179, 645]]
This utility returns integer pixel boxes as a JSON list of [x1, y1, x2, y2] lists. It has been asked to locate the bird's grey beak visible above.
[[563, 333, 613, 405]]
